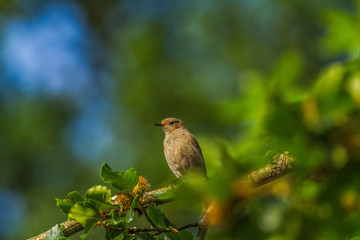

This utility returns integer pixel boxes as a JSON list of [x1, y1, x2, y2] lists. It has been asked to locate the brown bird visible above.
[[155, 118, 207, 178]]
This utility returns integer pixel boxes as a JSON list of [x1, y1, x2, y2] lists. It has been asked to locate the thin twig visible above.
[[178, 222, 199, 231], [103, 222, 198, 234]]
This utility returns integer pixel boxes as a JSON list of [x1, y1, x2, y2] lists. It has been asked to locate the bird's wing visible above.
[[187, 133, 207, 175]]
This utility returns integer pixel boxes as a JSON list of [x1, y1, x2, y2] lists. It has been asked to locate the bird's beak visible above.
[[155, 123, 164, 127]]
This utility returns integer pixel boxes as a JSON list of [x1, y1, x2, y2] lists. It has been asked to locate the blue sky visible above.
[[1, 3, 93, 100]]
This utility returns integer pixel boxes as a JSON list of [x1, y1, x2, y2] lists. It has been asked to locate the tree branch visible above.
[[28, 152, 295, 240], [242, 151, 295, 187], [195, 152, 295, 240]]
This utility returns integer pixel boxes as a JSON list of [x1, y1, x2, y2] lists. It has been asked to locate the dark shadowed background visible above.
[[1, 0, 360, 239]]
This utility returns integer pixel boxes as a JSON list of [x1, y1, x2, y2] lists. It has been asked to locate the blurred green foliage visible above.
[[1, 0, 360, 239]]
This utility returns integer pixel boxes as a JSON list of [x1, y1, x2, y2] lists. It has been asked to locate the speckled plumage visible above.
[[155, 118, 207, 178]]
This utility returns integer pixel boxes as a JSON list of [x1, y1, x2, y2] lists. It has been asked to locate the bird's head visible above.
[[155, 118, 186, 134]]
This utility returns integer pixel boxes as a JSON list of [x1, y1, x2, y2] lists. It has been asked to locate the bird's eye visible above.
[[169, 121, 175, 125]]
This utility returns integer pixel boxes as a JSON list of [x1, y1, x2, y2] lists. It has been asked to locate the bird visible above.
[[155, 118, 207, 178]]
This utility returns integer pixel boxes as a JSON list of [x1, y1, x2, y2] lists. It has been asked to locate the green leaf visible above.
[[110, 209, 135, 225], [85, 185, 112, 209], [56, 191, 84, 215], [110, 210, 126, 226], [68, 202, 100, 239], [100, 163, 139, 191], [113, 234, 124, 240], [81, 222, 98, 240], [85, 185, 111, 202], [131, 196, 140, 209], [69, 202, 100, 224], [99, 202, 115, 211], [146, 204, 194, 240], [151, 188, 176, 200], [124, 209, 134, 223], [146, 204, 168, 227], [68, 191, 84, 203], [137, 233, 162, 240], [106, 230, 124, 240], [56, 198, 72, 215]]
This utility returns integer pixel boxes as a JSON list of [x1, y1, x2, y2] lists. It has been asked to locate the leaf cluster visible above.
[[51, 163, 194, 240]]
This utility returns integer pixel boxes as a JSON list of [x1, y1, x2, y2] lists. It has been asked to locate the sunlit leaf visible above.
[[85, 185, 112, 209], [68, 202, 100, 239], [56, 198, 72, 215], [100, 163, 139, 191]]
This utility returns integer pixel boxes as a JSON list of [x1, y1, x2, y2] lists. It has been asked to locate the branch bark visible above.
[[28, 152, 295, 240]]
